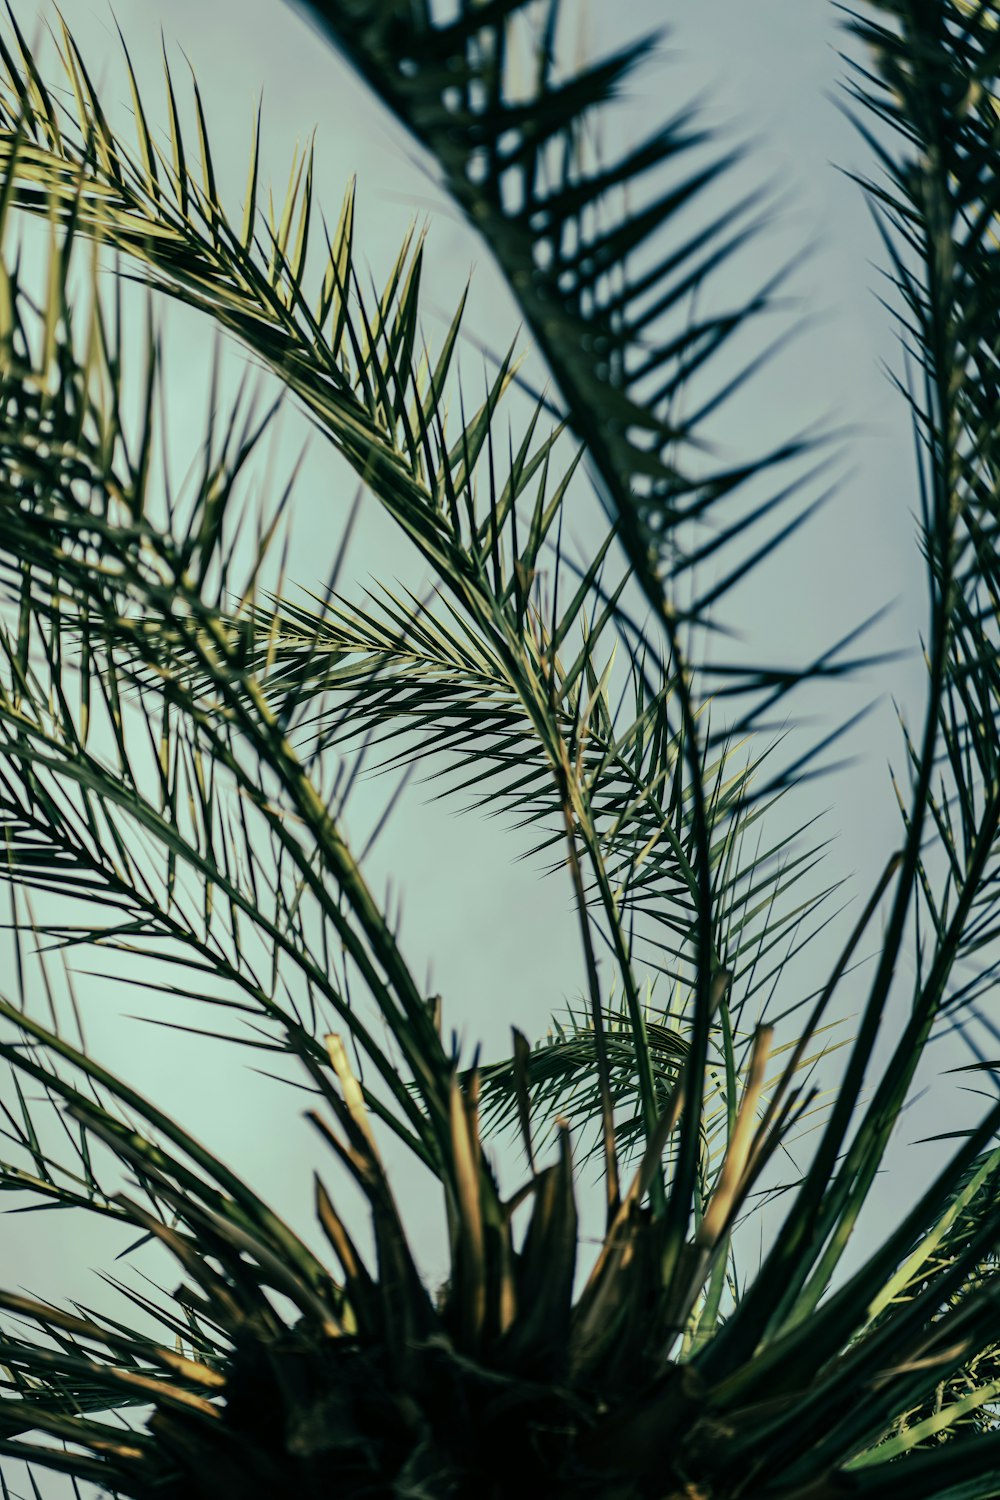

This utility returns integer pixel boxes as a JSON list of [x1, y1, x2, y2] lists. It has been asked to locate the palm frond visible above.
[[0, 204, 459, 1171], [2, 4, 1000, 1498], [0, 8, 865, 1198], [284, 0, 897, 1277], [0, 957, 824, 1497], [290, 0, 821, 639], [686, 1, 1000, 1451]]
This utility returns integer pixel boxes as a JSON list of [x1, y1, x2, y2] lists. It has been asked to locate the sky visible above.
[[0, 2, 955, 1494]]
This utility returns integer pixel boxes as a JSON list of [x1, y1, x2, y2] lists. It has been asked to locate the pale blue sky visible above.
[[1, 4, 952, 1494]]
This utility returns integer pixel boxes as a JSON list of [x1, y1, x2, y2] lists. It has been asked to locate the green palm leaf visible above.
[[0, 3, 999, 1498]]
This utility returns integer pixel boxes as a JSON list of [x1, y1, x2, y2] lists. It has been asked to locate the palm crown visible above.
[[0, 1, 998, 1496]]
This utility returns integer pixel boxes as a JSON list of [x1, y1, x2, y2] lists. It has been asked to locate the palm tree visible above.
[[0, 0, 997, 1494]]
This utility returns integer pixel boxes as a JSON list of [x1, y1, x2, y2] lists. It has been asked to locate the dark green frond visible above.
[[290, 0, 821, 637]]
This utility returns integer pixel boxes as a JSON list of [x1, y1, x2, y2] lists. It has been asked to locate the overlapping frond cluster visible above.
[[0, 3, 841, 1202], [0, 1, 999, 1498], [285, 0, 895, 1290], [248, 578, 839, 1161], [842, 0, 1000, 1023], [866, 1139, 1000, 1452], [292, 0, 893, 748], [0, 986, 804, 1499], [0, 200, 464, 1172], [293, 0, 816, 633]]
